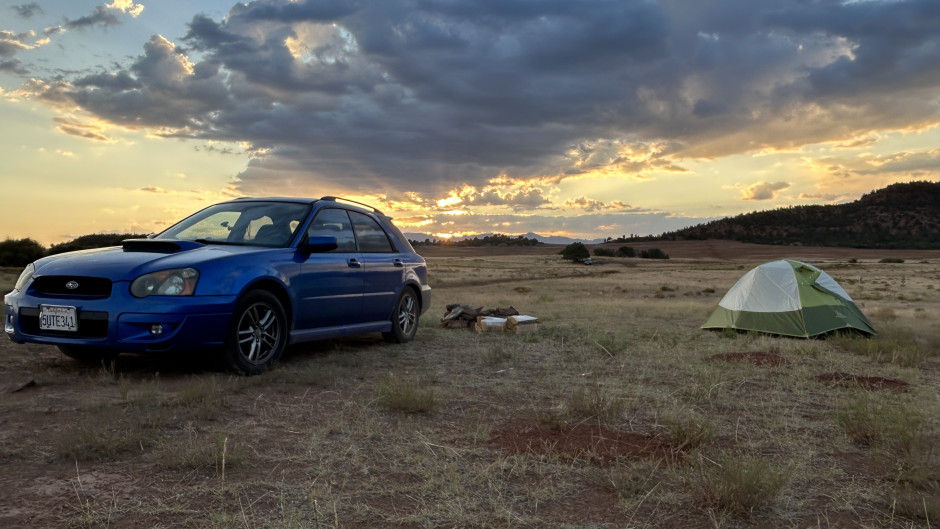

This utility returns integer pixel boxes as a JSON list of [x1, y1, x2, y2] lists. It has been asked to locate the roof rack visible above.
[[319, 196, 383, 214]]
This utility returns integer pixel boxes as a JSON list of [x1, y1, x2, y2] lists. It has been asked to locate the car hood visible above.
[[32, 240, 276, 282]]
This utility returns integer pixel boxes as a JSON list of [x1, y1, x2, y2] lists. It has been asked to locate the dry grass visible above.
[[1, 253, 939, 527]]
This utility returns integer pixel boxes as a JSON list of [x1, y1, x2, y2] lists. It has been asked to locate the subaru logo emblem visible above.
[[66, 281, 79, 290]]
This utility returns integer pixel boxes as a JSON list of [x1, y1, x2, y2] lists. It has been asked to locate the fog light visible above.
[[4, 314, 13, 334], [150, 324, 164, 335]]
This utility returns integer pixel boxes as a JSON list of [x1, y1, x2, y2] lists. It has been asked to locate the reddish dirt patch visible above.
[[815, 372, 909, 391], [491, 424, 678, 466], [706, 351, 788, 367]]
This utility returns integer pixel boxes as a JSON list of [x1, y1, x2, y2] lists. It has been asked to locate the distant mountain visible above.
[[659, 181, 940, 249]]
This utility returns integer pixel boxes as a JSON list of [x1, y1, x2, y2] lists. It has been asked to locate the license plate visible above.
[[39, 305, 78, 332]]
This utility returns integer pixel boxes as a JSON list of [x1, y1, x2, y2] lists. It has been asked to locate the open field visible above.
[[1, 242, 939, 528]]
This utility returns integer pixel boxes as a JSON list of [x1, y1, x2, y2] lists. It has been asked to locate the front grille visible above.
[[19, 308, 109, 338], [30, 276, 112, 298]]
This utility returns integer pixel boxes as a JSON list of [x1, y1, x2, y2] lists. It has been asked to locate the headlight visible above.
[[131, 268, 199, 298], [14, 263, 36, 292]]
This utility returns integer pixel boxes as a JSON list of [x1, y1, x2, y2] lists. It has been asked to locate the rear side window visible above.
[[307, 208, 357, 252], [349, 211, 394, 253]]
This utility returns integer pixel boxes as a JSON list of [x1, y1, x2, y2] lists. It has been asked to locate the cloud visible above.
[[64, 6, 121, 30], [53, 117, 112, 141], [106, 1, 144, 18], [11, 3, 43, 18], [0, 30, 39, 57], [741, 181, 790, 201], [564, 197, 632, 212], [406, 210, 715, 239], [811, 148, 940, 178], [0, 59, 26, 74], [10, 0, 940, 207]]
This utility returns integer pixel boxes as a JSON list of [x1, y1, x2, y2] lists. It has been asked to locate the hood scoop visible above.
[[122, 239, 204, 253]]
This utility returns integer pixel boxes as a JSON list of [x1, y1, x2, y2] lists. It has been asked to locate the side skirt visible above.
[[289, 321, 393, 345]]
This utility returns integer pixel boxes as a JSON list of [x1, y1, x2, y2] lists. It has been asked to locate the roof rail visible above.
[[319, 196, 383, 214]]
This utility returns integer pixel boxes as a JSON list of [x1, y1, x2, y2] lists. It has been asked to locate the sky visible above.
[[1, 0, 939, 246]]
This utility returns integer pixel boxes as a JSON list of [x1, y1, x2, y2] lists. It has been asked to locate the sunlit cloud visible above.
[[564, 196, 631, 211], [740, 181, 790, 201], [106, 1, 145, 18], [53, 117, 112, 142]]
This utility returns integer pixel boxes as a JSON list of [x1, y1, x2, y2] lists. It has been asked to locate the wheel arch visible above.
[[240, 279, 293, 328]]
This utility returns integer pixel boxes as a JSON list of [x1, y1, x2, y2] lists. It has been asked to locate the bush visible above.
[[593, 247, 615, 257], [640, 248, 670, 259], [0, 238, 46, 267], [617, 246, 637, 258], [560, 242, 590, 262], [48, 233, 147, 256]]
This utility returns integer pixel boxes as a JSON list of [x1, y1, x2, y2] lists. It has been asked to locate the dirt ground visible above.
[[1, 240, 939, 528]]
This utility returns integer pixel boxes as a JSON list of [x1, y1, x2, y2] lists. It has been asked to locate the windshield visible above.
[[158, 201, 312, 247]]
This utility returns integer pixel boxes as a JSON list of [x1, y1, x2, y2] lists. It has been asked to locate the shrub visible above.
[[617, 246, 637, 258], [560, 242, 590, 262], [593, 247, 615, 257], [0, 238, 45, 267], [48, 233, 147, 256], [639, 248, 670, 259]]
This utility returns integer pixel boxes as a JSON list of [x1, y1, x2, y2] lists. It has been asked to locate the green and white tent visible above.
[[702, 260, 876, 338]]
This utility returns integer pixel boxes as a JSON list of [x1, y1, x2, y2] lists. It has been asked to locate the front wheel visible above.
[[383, 288, 419, 343], [220, 290, 287, 375]]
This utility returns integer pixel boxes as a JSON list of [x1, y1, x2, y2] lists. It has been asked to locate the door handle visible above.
[[393, 259, 403, 267], [347, 258, 361, 268]]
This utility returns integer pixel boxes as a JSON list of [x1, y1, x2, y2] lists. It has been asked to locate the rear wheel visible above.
[[383, 288, 419, 343], [57, 346, 118, 365], [220, 290, 287, 375]]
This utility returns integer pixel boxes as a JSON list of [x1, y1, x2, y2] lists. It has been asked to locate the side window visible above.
[[349, 211, 394, 253], [307, 208, 357, 252]]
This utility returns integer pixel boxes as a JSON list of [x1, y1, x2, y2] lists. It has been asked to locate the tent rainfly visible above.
[[702, 259, 876, 338]]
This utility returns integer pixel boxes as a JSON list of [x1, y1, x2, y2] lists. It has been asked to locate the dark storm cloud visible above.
[[23, 0, 940, 198]]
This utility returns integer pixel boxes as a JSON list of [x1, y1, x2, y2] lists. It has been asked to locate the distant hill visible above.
[[660, 181, 940, 249]]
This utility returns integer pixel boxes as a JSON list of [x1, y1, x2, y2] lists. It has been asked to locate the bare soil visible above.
[[491, 424, 680, 465], [815, 372, 910, 391]]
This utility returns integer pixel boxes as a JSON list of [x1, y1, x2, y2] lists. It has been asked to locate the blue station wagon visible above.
[[3, 197, 431, 375]]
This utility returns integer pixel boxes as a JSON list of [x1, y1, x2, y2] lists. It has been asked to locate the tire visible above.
[[220, 290, 287, 375], [57, 346, 118, 365], [383, 288, 419, 343]]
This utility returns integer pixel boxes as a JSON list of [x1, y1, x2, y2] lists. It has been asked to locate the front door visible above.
[[294, 208, 363, 329]]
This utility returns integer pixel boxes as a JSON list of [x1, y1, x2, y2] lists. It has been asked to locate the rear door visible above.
[[294, 208, 363, 329], [349, 211, 403, 323]]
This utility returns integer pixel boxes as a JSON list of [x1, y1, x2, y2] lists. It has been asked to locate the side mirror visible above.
[[303, 236, 338, 253]]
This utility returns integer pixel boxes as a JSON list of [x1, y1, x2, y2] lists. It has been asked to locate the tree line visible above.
[[410, 234, 542, 247], [0, 234, 147, 267]]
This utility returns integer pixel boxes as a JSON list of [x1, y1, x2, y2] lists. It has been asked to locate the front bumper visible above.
[[4, 288, 237, 353]]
